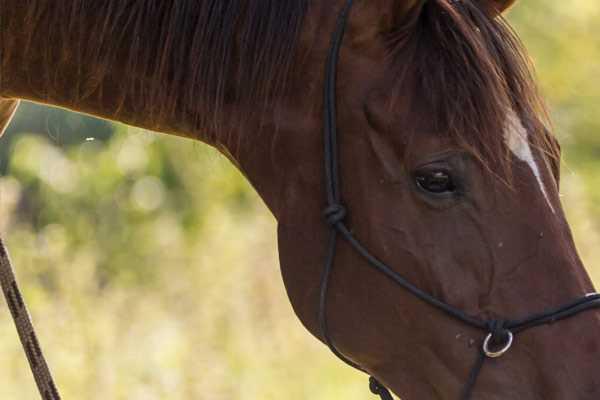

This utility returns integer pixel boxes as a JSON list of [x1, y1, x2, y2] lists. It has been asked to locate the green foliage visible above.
[[0, 2, 599, 399], [6, 127, 257, 287]]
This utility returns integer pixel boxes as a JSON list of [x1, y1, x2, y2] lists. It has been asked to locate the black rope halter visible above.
[[318, 1, 600, 399]]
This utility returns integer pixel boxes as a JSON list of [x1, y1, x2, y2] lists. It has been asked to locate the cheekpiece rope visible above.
[[0, 238, 61, 399], [318, 0, 600, 399]]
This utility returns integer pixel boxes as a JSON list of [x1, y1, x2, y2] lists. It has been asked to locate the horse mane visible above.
[[14, 0, 309, 139], [13, 0, 557, 170], [386, 0, 558, 176]]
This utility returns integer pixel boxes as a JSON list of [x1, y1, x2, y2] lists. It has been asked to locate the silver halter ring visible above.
[[482, 330, 514, 358]]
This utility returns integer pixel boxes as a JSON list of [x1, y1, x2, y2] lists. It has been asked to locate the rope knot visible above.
[[323, 204, 347, 227], [487, 320, 509, 347], [369, 377, 393, 400]]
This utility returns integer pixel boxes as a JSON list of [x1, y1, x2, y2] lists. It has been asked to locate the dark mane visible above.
[[386, 0, 557, 175], [15, 0, 308, 137], [12, 0, 557, 169]]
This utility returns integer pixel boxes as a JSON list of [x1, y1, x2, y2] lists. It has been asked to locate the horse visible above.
[[1, 0, 600, 398]]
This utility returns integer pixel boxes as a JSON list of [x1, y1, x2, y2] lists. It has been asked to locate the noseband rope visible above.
[[319, 1, 600, 399]]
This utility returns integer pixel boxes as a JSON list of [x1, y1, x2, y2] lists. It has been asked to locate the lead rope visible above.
[[319, 1, 600, 399], [0, 238, 61, 400]]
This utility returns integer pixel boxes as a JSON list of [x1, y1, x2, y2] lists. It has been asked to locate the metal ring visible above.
[[483, 331, 514, 358]]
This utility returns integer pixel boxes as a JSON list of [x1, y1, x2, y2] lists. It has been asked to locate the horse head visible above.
[[275, 1, 600, 398]]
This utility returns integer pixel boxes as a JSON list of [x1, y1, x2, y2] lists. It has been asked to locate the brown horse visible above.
[[1, 0, 599, 398]]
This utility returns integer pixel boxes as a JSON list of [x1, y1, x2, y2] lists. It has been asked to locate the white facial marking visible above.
[[504, 112, 555, 214]]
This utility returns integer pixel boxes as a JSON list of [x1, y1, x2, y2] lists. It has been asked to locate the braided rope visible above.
[[0, 238, 61, 400]]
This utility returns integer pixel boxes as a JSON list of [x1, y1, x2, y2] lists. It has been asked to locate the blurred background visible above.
[[1, 1, 599, 399]]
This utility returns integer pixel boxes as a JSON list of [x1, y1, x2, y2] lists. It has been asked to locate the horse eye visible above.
[[415, 170, 455, 194]]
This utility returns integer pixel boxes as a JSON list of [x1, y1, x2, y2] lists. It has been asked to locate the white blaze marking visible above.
[[504, 112, 555, 214]]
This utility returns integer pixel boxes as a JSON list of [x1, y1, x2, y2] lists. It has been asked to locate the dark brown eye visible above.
[[415, 170, 455, 194]]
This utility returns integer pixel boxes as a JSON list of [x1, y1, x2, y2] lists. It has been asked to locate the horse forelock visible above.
[[383, 0, 558, 181]]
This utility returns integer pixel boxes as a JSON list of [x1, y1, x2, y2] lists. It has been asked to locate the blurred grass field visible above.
[[1, 1, 600, 399], [0, 125, 369, 399]]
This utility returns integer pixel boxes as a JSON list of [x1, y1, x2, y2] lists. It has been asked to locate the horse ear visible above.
[[478, 0, 518, 15]]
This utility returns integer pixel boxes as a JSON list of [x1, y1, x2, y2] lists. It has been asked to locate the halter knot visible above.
[[323, 204, 347, 226], [369, 377, 394, 400], [487, 320, 509, 346]]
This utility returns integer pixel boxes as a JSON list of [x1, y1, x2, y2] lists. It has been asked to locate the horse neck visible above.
[[0, 3, 198, 139], [0, 0, 385, 219], [0, 1, 325, 218], [0, 1, 309, 143]]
